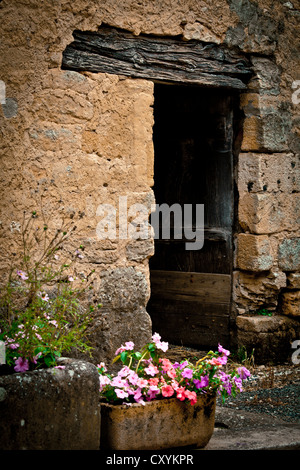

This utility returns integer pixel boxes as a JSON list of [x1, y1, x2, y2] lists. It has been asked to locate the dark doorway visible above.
[[147, 83, 239, 349]]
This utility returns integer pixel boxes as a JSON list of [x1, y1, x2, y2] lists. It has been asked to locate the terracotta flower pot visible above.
[[100, 393, 216, 450], [0, 358, 101, 450]]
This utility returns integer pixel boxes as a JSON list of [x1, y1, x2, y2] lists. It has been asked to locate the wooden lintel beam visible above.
[[62, 26, 252, 90]]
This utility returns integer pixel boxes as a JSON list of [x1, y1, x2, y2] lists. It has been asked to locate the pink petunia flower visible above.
[[115, 389, 129, 399], [115, 346, 126, 355], [208, 357, 223, 367], [185, 390, 197, 405], [176, 386, 186, 401], [97, 362, 107, 372], [237, 366, 251, 380], [118, 366, 131, 377], [147, 385, 160, 400], [32, 352, 42, 364], [234, 376, 243, 391], [111, 376, 127, 388], [161, 384, 174, 397], [148, 377, 159, 386], [152, 333, 168, 352], [127, 372, 139, 386], [171, 379, 179, 390], [14, 357, 29, 373], [167, 367, 177, 379], [115, 341, 135, 356], [136, 378, 148, 388], [99, 375, 111, 391], [160, 358, 173, 372], [133, 387, 143, 402], [182, 368, 193, 379], [193, 375, 209, 389], [145, 363, 159, 376], [156, 340, 168, 352], [218, 344, 230, 356], [152, 332, 161, 343]]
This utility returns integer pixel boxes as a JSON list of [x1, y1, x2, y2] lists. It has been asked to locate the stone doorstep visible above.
[[235, 314, 300, 364], [236, 314, 300, 334]]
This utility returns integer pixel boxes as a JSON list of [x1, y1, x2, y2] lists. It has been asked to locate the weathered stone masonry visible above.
[[0, 0, 299, 364]]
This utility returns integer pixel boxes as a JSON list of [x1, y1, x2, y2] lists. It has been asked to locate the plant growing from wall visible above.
[[0, 210, 99, 373], [256, 308, 272, 317]]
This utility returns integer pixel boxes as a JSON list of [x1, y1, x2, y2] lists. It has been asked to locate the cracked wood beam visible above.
[[62, 26, 252, 89]]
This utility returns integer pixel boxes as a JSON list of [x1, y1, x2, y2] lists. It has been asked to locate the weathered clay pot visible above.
[[0, 358, 101, 450], [100, 393, 216, 450]]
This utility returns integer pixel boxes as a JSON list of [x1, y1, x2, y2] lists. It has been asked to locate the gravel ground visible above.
[[217, 380, 300, 423], [219, 364, 300, 423]]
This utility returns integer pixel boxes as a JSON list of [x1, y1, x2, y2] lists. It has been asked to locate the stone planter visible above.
[[0, 358, 101, 450], [100, 393, 216, 450]]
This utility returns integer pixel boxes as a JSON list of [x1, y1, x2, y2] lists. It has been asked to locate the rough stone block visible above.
[[32, 89, 94, 124], [29, 124, 81, 151], [237, 233, 273, 271], [239, 193, 280, 234], [0, 359, 101, 450], [236, 315, 300, 364], [280, 290, 300, 318], [240, 94, 292, 152], [278, 238, 300, 271], [240, 115, 263, 152], [92, 267, 152, 363], [239, 192, 300, 234], [249, 57, 281, 95], [232, 270, 286, 313], [126, 238, 154, 262], [43, 69, 94, 95], [238, 152, 299, 195], [183, 22, 221, 43], [287, 273, 300, 289]]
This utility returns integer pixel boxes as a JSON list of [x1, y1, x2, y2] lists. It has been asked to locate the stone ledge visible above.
[[236, 314, 300, 364]]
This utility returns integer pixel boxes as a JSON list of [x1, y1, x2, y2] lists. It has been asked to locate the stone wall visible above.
[[0, 0, 299, 364]]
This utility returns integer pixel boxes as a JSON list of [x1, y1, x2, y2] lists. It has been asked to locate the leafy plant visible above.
[[256, 308, 272, 317], [0, 210, 99, 373], [98, 333, 251, 406], [232, 345, 255, 369]]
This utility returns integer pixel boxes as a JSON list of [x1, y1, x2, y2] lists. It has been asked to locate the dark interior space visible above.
[[148, 83, 240, 349]]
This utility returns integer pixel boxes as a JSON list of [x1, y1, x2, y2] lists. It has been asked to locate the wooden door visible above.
[[147, 84, 236, 349]]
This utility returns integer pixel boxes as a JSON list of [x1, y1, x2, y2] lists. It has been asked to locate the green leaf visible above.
[[120, 351, 128, 364]]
